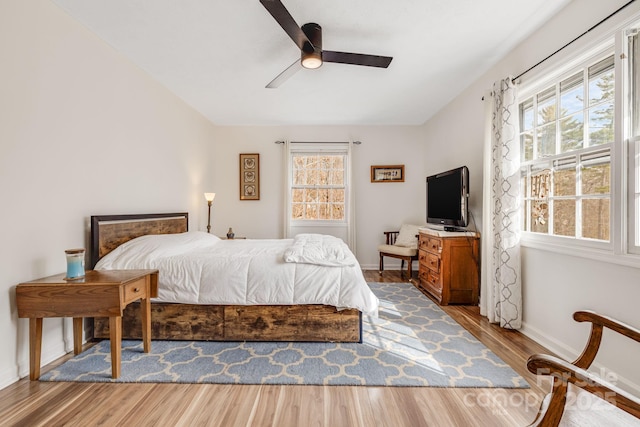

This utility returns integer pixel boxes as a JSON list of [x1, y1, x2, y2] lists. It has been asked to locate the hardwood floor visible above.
[[0, 271, 552, 427]]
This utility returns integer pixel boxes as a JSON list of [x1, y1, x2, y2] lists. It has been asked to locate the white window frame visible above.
[[287, 143, 350, 229], [519, 46, 615, 250], [516, 16, 640, 268]]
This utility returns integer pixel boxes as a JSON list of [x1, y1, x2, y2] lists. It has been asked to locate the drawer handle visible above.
[[133, 287, 140, 293]]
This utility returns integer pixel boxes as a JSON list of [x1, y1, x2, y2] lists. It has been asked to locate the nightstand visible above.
[[16, 269, 158, 380]]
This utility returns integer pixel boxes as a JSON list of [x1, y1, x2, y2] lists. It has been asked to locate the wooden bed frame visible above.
[[90, 213, 362, 342]]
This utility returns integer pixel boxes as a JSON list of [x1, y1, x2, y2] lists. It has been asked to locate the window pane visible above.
[[319, 156, 331, 170], [305, 156, 319, 169], [293, 156, 305, 168], [318, 189, 329, 203], [531, 169, 551, 233], [560, 73, 584, 116], [531, 202, 549, 233], [560, 112, 584, 152], [331, 189, 345, 203], [318, 204, 330, 220], [292, 203, 304, 219], [305, 188, 318, 202], [554, 199, 576, 236], [318, 169, 329, 185], [293, 169, 305, 185], [332, 156, 344, 169], [330, 170, 343, 185], [306, 204, 318, 219], [588, 102, 614, 145], [292, 189, 304, 202], [537, 87, 556, 124], [520, 98, 534, 131], [331, 204, 344, 220], [554, 168, 576, 196], [588, 56, 614, 106], [582, 198, 610, 240], [581, 163, 610, 195], [537, 123, 556, 157], [521, 132, 533, 161], [306, 169, 318, 185]]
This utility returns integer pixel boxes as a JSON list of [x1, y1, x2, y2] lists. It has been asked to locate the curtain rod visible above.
[[512, 0, 636, 82], [274, 140, 362, 144]]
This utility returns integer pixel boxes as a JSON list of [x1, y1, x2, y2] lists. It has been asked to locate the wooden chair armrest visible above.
[[572, 310, 640, 369], [574, 310, 640, 342], [383, 231, 399, 245], [527, 353, 640, 421]]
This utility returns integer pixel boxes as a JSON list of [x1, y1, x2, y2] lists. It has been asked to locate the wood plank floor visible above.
[[0, 271, 553, 427]]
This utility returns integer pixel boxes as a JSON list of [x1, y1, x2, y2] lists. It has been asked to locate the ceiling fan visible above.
[[259, 0, 393, 88]]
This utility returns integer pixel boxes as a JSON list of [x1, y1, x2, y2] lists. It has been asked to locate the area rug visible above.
[[40, 282, 529, 387]]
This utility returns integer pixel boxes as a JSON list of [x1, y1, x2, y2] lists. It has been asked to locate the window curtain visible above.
[[282, 140, 292, 239], [346, 141, 356, 254], [481, 77, 522, 329]]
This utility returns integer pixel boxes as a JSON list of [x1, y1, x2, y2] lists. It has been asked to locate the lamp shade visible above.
[[204, 192, 216, 202], [301, 51, 322, 69]]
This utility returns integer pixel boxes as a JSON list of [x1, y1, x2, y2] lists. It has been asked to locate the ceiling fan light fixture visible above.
[[301, 50, 322, 69]]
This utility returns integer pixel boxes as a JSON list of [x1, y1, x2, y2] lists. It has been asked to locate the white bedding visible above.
[[95, 232, 378, 316]]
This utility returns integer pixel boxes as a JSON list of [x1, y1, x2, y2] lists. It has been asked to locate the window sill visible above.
[[521, 233, 640, 269]]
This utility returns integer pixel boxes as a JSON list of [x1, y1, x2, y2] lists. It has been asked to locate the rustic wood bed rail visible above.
[[90, 212, 362, 342]]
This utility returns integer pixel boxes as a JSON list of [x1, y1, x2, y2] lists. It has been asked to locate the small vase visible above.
[[226, 228, 235, 239]]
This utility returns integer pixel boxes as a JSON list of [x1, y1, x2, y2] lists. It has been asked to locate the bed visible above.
[[89, 212, 377, 343]]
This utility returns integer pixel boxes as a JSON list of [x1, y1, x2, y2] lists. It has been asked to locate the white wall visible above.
[[0, 0, 216, 388], [210, 126, 426, 268], [420, 0, 640, 393]]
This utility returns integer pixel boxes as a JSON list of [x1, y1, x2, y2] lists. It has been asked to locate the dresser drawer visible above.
[[426, 269, 440, 288], [426, 253, 440, 272], [123, 278, 147, 304], [427, 238, 441, 253], [419, 234, 429, 250], [419, 269, 441, 292]]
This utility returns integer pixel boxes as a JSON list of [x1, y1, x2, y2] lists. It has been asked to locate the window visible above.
[[290, 153, 346, 222], [283, 142, 354, 246], [519, 55, 614, 243]]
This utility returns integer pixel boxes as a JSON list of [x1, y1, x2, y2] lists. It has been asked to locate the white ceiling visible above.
[[50, 0, 571, 126]]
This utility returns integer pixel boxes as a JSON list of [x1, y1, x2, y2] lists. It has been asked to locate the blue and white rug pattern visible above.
[[40, 282, 529, 387]]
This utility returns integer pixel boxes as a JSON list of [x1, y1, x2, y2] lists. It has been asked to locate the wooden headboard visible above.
[[90, 212, 189, 268]]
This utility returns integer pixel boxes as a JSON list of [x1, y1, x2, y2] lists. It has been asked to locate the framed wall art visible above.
[[239, 153, 260, 200], [371, 165, 405, 183]]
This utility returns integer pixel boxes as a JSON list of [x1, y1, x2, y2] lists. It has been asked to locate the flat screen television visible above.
[[426, 166, 469, 230]]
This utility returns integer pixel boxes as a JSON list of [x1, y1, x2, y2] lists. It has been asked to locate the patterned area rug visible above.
[[40, 282, 529, 387]]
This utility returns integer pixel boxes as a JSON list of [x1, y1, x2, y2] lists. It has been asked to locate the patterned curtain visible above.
[[481, 77, 522, 329]]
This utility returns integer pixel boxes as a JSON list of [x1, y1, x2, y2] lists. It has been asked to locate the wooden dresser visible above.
[[418, 228, 480, 305]]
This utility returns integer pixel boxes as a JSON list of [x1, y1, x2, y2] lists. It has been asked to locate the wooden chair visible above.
[[526, 310, 640, 427], [378, 230, 418, 280]]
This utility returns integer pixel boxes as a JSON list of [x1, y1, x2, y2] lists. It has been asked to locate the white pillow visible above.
[[395, 224, 420, 248]]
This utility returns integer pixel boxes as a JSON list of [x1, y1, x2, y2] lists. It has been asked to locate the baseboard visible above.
[[0, 365, 20, 391], [520, 321, 640, 396], [2, 340, 70, 390]]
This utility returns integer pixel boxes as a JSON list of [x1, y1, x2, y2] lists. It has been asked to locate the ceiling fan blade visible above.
[[323, 51, 393, 68], [266, 59, 303, 88], [260, 0, 314, 52]]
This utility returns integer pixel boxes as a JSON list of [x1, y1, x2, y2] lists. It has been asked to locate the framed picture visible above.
[[371, 165, 405, 183], [239, 153, 260, 200]]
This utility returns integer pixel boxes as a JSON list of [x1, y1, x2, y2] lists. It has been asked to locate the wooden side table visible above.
[[16, 269, 158, 380]]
